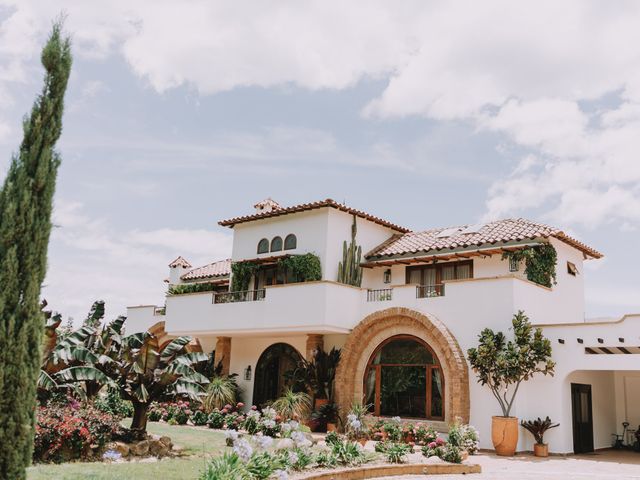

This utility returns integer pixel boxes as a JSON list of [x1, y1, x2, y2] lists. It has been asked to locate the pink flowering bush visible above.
[[34, 401, 122, 463]]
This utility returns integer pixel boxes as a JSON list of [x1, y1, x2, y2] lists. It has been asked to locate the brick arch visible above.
[[335, 307, 470, 426]]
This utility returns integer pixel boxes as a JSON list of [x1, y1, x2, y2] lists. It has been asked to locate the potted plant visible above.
[[467, 311, 555, 456], [286, 348, 341, 409], [311, 402, 341, 432], [521, 417, 559, 457]]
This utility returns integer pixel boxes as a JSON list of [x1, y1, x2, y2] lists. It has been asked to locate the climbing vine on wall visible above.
[[231, 261, 259, 291], [502, 244, 558, 288], [278, 253, 322, 282]]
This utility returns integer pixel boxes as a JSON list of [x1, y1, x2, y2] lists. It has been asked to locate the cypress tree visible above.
[[0, 23, 71, 479]]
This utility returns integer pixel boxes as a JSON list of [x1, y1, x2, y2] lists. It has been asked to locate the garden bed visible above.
[[295, 462, 481, 479]]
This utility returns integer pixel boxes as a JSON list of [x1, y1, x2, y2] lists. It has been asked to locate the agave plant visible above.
[[271, 388, 312, 420], [203, 375, 238, 413]]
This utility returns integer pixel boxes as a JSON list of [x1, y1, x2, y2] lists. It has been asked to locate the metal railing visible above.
[[367, 288, 393, 302], [416, 284, 445, 298], [213, 289, 266, 304]]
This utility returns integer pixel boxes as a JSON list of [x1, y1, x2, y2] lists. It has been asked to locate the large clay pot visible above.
[[314, 398, 329, 409], [326, 423, 337, 432], [533, 443, 549, 457], [491, 416, 519, 456]]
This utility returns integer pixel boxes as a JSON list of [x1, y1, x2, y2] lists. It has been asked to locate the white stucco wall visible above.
[[126, 305, 164, 334]]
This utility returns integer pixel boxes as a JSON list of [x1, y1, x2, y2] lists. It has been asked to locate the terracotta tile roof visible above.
[[365, 218, 602, 260], [168, 256, 192, 268], [181, 259, 231, 281], [218, 198, 410, 233]]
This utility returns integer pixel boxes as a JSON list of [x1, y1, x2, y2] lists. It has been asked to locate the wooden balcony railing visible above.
[[416, 284, 445, 298], [367, 288, 393, 302], [213, 289, 266, 304]]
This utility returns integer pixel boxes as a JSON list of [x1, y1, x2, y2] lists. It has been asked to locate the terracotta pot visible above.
[[533, 443, 549, 457], [491, 416, 519, 456], [326, 423, 337, 432], [358, 438, 367, 446], [314, 398, 329, 409]]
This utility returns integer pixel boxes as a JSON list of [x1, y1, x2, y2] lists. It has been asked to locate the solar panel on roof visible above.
[[460, 223, 486, 234], [436, 227, 462, 238]]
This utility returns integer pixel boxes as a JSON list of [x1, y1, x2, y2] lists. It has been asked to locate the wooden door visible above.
[[571, 383, 594, 454]]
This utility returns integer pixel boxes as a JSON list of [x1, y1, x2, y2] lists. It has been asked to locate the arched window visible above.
[[284, 234, 297, 250], [364, 335, 444, 419], [257, 238, 269, 254], [252, 343, 302, 407], [271, 236, 283, 252]]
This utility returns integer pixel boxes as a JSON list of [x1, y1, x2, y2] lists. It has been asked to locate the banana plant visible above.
[[113, 333, 209, 434]]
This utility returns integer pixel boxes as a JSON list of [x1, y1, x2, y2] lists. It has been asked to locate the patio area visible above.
[[388, 450, 640, 480]]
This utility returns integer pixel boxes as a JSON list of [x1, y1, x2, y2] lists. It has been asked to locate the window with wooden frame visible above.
[[363, 335, 444, 420], [567, 261, 579, 276], [406, 260, 473, 295]]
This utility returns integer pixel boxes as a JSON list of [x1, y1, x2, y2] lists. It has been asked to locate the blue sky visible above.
[[1, 1, 639, 322]]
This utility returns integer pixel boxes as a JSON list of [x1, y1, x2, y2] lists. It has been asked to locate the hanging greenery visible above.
[[278, 253, 322, 282], [168, 282, 219, 295], [230, 261, 259, 291], [502, 244, 558, 287]]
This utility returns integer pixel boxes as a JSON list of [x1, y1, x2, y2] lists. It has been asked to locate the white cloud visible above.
[[46, 200, 232, 323]]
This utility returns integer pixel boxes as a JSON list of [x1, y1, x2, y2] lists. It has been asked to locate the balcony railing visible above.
[[213, 289, 266, 304], [367, 288, 393, 302], [416, 284, 445, 299]]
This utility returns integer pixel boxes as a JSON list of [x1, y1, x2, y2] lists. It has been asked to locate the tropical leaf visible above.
[[133, 383, 149, 402], [160, 336, 192, 362], [171, 352, 208, 367], [170, 379, 206, 400], [38, 370, 57, 391], [134, 338, 159, 374], [165, 363, 209, 384], [55, 366, 116, 388], [109, 315, 126, 334]]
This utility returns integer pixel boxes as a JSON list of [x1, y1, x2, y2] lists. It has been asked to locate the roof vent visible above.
[[253, 198, 281, 214], [436, 227, 462, 238]]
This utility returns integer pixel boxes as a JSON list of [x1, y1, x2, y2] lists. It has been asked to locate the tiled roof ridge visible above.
[[366, 217, 601, 259], [168, 256, 192, 268], [218, 198, 410, 233], [181, 258, 231, 281]]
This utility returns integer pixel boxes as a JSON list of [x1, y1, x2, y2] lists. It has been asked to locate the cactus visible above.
[[337, 215, 363, 286]]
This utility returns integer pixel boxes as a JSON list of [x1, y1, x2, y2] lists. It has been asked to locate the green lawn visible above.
[[27, 423, 227, 480]]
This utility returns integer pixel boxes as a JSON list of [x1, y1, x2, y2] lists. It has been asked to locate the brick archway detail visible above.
[[335, 307, 470, 425]]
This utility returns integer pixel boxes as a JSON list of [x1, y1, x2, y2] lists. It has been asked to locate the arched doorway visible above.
[[335, 307, 470, 425], [253, 343, 302, 407], [364, 335, 444, 419]]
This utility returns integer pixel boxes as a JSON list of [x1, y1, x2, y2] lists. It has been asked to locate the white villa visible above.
[[127, 198, 640, 454]]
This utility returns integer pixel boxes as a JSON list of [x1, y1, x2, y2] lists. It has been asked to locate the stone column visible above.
[[305, 334, 324, 361], [214, 336, 232, 375]]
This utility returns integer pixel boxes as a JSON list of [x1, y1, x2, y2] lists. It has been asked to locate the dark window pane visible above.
[[431, 368, 443, 418], [373, 339, 434, 365], [380, 366, 426, 417], [271, 236, 283, 252], [257, 238, 269, 254], [284, 234, 297, 250]]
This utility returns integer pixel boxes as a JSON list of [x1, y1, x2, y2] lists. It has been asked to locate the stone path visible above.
[[384, 450, 640, 480]]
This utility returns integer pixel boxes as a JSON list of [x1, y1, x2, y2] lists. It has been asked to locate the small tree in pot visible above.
[[521, 417, 559, 457], [467, 311, 555, 456]]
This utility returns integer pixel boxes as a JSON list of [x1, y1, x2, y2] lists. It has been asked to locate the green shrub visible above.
[[384, 442, 412, 463], [245, 452, 280, 480], [203, 376, 238, 412], [325, 430, 340, 446], [200, 453, 250, 480], [383, 420, 403, 442], [168, 282, 218, 295], [447, 420, 479, 454], [315, 450, 338, 468], [414, 424, 438, 445], [330, 438, 364, 466], [191, 410, 208, 426], [94, 389, 133, 418], [207, 409, 226, 429]]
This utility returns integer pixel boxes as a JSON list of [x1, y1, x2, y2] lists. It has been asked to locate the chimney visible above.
[[253, 197, 281, 214], [168, 256, 192, 285]]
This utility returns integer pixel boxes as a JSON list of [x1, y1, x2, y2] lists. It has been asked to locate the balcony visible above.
[[213, 289, 265, 304], [156, 275, 567, 339]]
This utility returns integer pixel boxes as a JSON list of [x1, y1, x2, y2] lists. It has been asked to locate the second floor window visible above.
[[406, 260, 473, 286], [271, 236, 283, 252], [257, 238, 269, 254], [284, 234, 297, 250]]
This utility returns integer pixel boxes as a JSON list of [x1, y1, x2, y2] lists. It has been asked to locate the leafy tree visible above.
[[467, 311, 555, 417], [0, 22, 71, 478]]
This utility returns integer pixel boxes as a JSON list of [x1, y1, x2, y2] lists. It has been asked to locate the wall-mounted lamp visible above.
[[244, 365, 252, 381], [383, 269, 392, 284]]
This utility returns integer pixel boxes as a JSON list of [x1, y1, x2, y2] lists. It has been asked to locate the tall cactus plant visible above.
[[337, 215, 363, 287]]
